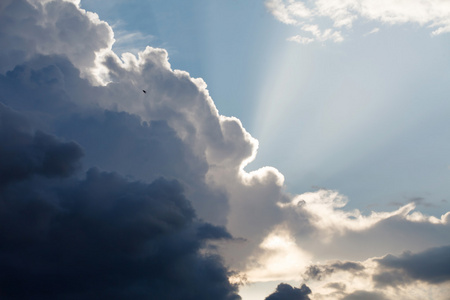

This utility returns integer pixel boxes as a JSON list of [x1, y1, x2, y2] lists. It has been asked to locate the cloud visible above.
[[265, 0, 450, 42], [242, 227, 312, 282], [304, 261, 365, 281], [0, 0, 112, 81], [341, 290, 389, 300], [265, 0, 312, 25], [295, 245, 450, 299], [374, 245, 450, 285], [264, 283, 312, 300], [0, 103, 240, 299], [238, 189, 450, 287], [363, 27, 380, 36], [287, 35, 314, 44], [0, 102, 83, 185], [0, 50, 233, 226], [0, 1, 288, 297], [279, 189, 450, 241]]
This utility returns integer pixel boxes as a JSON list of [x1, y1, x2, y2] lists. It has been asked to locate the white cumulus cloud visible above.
[[266, 0, 450, 43]]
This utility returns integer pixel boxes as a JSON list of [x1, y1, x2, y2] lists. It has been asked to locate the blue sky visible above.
[[2, 0, 450, 299], [80, 0, 450, 215]]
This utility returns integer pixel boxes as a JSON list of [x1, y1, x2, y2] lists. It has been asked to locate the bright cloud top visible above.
[[266, 0, 450, 43]]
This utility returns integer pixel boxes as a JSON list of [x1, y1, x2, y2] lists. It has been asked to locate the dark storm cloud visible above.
[[0, 102, 83, 185], [374, 245, 450, 286], [264, 283, 312, 300], [0, 104, 240, 300]]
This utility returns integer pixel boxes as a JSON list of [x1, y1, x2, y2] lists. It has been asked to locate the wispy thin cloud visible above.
[[364, 27, 380, 36]]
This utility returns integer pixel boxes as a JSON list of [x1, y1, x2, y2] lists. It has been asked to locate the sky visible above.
[[1, 0, 450, 299]]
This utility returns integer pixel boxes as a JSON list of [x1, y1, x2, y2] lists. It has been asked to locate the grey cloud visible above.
[[303, 261, 365, 281], [325, 282, 346, 291], [372, 270, 412, 288], [197, 223, 233, 240], [264, 283, 312, 300], [0, 54, 97, 117], [304, 265, 334, 281], [0, 102, 83, 185], [341, 290, 389, 300], [374, 245, 450, 285], [331, 261, 365, 272]]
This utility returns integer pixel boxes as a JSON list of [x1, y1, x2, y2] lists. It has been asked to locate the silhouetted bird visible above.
[[143, 90, 147, 93]]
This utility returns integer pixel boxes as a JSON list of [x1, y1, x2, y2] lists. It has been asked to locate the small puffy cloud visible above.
[[265, 0, 312, 25], [264, 283, 312, 300], [287, 35, 314, 44], [301, 24, 344, 42], [265, 0, 450, 42], [304, 261, 365, 281], [287, 25, 343, 44]]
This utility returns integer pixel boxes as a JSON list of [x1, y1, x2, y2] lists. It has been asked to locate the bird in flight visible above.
[[142, 90, 147, 94]]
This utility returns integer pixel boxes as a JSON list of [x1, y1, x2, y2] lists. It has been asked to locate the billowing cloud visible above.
[[265, 0, 450, 43]]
